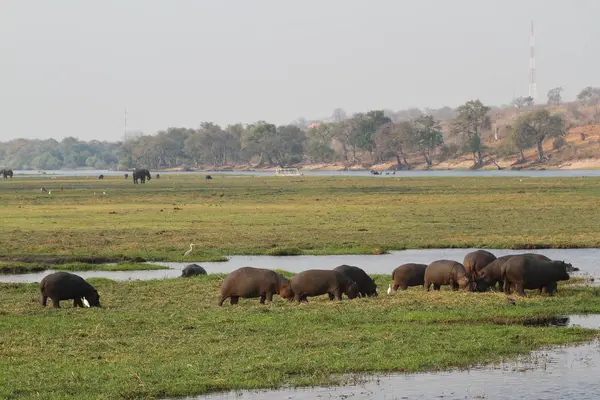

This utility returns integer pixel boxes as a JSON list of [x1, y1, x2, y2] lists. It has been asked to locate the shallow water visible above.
[[181, 336, 600, 400], [12, 168, 600, 178], [1, 248, 597, 283]]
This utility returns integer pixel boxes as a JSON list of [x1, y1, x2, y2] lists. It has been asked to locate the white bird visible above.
[[82, 298, 90, 308], [102, 192, 107, 195], [48, 190, 51, 195], [387, 284, 392, 295], [183, 243, 195, 256]]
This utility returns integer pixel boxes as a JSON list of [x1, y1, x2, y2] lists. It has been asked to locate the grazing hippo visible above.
[[40, 272, 101, 308], [181, 264, 207, 277], [333, 265, 377, 297], [156, 173, 160, 179], [463, 250, 497, 282], [289, 269, 359, 302], [218, 267, 290, 306], [97, 174, 104, 180], [205, 175, 213, 180], [479, 253, 551, 292], [391, 263, 427, 291], [502, 256, 571, 297], [424, 260, 472, 291], [124, 173, 129, 179]]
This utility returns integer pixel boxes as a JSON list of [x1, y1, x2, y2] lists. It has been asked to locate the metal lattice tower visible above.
[[529, 20, 537, 104]]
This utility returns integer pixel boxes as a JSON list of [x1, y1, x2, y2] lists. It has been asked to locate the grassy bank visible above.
[[0, 262, 168, 274], [1, 175, 600, 261], [0, 274, 599, 399]]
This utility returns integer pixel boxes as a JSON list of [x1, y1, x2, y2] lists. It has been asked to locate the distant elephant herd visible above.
[[37, 250, 577, 309]]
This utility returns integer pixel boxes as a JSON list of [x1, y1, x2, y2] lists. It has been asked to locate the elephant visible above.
[[1, 169, 13, 179], [289, 269, 359, 302], [97, 174, 104, 180], [218, 267, 290, 306], [40, 272, 101, 308], [391, 263, 428, 291], [333, 265, 377, 297], [133, 168, 151, 184], [502, 256, 571, 297]]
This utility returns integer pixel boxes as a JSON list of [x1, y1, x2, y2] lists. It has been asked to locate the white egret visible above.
[[387, 284, 392, 295], [184, 243, 195, 256], [82, 297, 90, 307]]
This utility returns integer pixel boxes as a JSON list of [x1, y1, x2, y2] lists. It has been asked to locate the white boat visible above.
[[275, 168, 302, 176]]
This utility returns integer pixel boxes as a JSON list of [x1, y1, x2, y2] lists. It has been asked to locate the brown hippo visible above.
[[333, 265, 377, 297], [479, 253, 552, 291], [424, 260, 472, 291], [502, 256, 571, 297], [391, 263, 427, 291], [218, 267, 290, 306], [40, 272, 101, 308], [289, 269, 359, 302], [463, 250, 496, 282], [181, 264, 207, 277]]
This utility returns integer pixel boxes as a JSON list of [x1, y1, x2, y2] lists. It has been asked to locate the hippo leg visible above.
[[516, 285, 526, 297], [266, 292, 273, 303], [503, 279, 511, 295], [218, 296, 227, 306], [392, 283, 400, 291], [230, 296, 239, 305], [51, 298, 61, 308], [497, 280, 504, 292], [424, 281, 431, 291], [294, 293, 302, 302], [41, 295, 48, 307], [328, 293, 335, 301], [259, 295, 266, 304], [301, 295, 309, 303], [433, 284, 441, 291], [398, 284, 408, 290], [451, 281, 459, 291]]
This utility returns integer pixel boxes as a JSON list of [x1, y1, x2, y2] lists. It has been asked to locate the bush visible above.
[[553, 137, 566, 150], [437, 144, 460, 162]]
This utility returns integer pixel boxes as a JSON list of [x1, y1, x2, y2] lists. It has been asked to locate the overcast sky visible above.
[[1, 0, 598, 142]]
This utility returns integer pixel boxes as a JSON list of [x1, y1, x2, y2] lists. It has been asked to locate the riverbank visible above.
[[1, 275, 598, 399]]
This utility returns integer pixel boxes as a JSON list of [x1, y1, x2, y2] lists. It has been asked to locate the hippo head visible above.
[[458, 276, 472, 291], [366, 281, 378, 297], [279, 285, 294, 300], [554, 261, 571, 281], [472, 276, 490, 292], [563, 262, 579, 272], [346, 282, 359, 299], [85, 289, 101, 307]]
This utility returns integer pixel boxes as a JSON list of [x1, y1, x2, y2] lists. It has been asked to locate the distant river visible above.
[[11, 168, 600, 178]]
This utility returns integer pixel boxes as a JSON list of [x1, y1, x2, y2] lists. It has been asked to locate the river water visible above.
[[1, 248, 598, 283], [10, 168, 600, 178]]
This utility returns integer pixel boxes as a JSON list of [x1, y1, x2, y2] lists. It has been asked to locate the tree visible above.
[[577, 86, 600, 120], [306, 123, 335, 163], [451, 100, 491, 166], [513, 109, 565, 162], [373, 122, 414, 167], [508, 122, 536, 163], [547, 87, 563, 106], [511, 96, 534, 109], [331, 108, 347, 122], [413, 115, 444, 167]]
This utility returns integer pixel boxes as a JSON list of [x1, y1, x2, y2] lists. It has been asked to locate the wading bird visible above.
[[184, 243, 195, 257], [387, 284, 392, 295]]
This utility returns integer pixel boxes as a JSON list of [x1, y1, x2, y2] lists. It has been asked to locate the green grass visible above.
[[1, 175, 600, 261], [0, 274, 598, 399], [0, 261, 168, 274]]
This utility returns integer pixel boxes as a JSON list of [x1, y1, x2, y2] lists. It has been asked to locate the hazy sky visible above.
[[1, 0, 599, 141]]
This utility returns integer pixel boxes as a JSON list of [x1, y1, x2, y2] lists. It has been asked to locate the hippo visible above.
[[463, 250, 497, 282], [40, 272, 101, 308], [205, 175, 213, 180], [391, 263, 427, 291], [218, 267, 290, 306], [478, 253, 551, 292], [124, 173, 129, 179], [97, 174, 104, 180], [289, 269, 359, 302], [333, 265, 377, 297], [181, 264, 207, 277], [502, 256, 571, 297], [424, 260, 473, 291], [156, 173, 160, 179]]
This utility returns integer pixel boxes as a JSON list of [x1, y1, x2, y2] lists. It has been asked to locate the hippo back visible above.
[[333, 265, 377, 296], [392, 263, 427, 287], [181, 264, 207, 277], [220, 267, 279, 297], [463, 250, 496, 277]]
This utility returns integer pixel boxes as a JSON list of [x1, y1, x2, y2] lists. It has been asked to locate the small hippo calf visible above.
[[40, 272, 101, 308], [424, 260, 472, 292], [289, 269, 359, 302], [181, 264, 207, 277], [333, 265, 377, 297], [219, 267, 290, 306], [391, 263, 427, 291]]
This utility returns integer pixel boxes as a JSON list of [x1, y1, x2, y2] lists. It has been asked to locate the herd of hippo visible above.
[[37, 250, 578, 308]]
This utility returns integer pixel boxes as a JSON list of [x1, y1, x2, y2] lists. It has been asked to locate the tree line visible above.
[[1, 86, 599, 171]]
